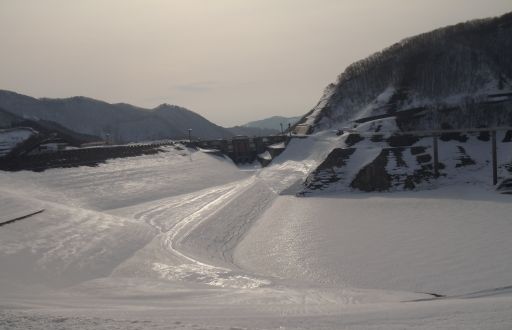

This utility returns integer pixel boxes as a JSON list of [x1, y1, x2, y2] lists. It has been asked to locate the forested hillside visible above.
[[305, 12, 512, 131]]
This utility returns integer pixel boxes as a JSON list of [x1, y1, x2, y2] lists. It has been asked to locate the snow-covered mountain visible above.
[[297, 12, 512, 193], [0, 90, 233, 143], [302, 12, 512, 132]]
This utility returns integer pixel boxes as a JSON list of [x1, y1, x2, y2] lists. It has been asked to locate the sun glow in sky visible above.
[[1, 0, 511, 125]]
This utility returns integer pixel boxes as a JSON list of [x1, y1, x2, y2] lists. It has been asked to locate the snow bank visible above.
[[0, 146, 248, 210], [236, 186, 512, 296]]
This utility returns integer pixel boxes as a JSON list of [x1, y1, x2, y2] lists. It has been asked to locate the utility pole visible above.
[[188, 129, 192, 143], [492, 130, 497, 185], [280, 123, 284, 135], [433, 135, 439, 178]]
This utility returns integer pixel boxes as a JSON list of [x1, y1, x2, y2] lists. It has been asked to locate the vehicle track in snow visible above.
[[122, 135, 342, 290], [121, 177, 274, 289]]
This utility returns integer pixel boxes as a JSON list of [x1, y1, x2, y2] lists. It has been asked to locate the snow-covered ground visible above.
[[236, 187, 512, 296], [1, 139, 512, 329]]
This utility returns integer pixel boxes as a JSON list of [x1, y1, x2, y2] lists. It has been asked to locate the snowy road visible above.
[[1, 141, 512, 329]]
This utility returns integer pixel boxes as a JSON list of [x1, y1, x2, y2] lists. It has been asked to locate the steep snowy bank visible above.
[[0, 146, 248, 210], [236, 186, 512, 296], [0, 147, 250, 293]]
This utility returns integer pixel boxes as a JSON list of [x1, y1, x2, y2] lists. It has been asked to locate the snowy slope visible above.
[[0, 146, 248, 211], [302, 12, 512, 132], [293, 13, 512, 194], [0, 141, 511, 329], [235, 187, 512, 296], [0, 147, 250, 291], [301, 128, 512, 194], [0, 191, 155, 291]]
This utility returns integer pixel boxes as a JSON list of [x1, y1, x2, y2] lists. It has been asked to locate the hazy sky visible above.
[[1, 1, 511, 126]]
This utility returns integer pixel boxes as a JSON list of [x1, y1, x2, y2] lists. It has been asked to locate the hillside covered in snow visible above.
[[0, 90, 233, 143], [296, 12, 512, 193], [301, 12, 512, 131]]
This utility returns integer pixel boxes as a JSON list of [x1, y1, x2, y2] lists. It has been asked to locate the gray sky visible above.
[[1, 1, 511, 126]]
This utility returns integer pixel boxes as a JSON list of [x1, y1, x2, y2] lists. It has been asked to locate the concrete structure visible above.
[[192, 135, 288, 164], [0, 135, 291, 172]]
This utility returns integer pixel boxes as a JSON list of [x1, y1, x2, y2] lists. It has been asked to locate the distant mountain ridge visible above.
[[224, 116, 302, 137], [0, 90, 232, 143], [244, 116, 301, 131], [226, 125, 279, 137]]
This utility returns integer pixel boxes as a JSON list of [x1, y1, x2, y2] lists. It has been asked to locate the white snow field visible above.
[[1, 139, 512, 329]]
